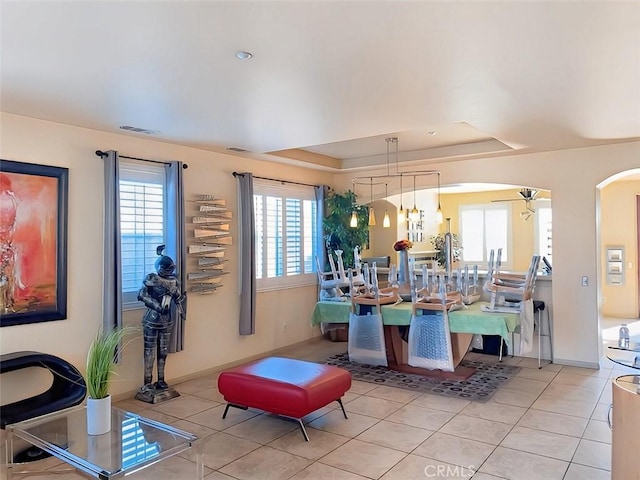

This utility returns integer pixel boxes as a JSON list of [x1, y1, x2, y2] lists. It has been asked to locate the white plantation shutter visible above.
[[253, 179, 317, 290], [119, 160, 165, 303], [285, 198, 302, 275], [253, 195, 264, 280], [265, 195, 283, 278]]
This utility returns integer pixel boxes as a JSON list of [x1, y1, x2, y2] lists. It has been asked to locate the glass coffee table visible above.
[[607, 344, 640, 370], [6, 405, 202, 479]]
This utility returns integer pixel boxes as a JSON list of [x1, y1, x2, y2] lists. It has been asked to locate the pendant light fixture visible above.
[[409, 175, 419, 221], [398, 173, 405, 223], [350, 211, 358, 228], [368, 178, 376, 226], [394, 138, 405, 223], [436, 172, 444, 224], [350, 137, 443, 230], [350, 181, 358, 228], [383, 183, 390, 228]]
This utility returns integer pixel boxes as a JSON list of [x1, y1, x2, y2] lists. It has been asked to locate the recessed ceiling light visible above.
[[235, 51, 253, 60]]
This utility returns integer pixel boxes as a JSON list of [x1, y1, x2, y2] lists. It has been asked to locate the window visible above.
[[535, 199, 552, 263], [119, 160, 166, 306], [253, 179, 318, 290], [459, 203, 512, 268]]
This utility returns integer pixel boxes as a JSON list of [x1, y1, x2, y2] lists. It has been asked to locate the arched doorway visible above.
[[597, 169, 640, 354]]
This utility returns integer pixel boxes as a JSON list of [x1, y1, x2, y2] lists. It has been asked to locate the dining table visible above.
[[311, 300, 519, 378]]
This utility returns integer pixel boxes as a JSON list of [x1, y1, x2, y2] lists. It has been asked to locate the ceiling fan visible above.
[[493, 188, 539, 220]]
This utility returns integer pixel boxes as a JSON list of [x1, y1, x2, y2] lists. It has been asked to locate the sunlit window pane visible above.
[[252, 180, 318, 288], [265, 196, 283, 278], [460, 209, 484, 261], [459, 204, 510, 267], [537, 205, 552, 262], [485, 209, 508, 261], [119, 179, 164, 294]]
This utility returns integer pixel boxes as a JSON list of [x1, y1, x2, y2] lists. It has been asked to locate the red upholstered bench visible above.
[[217, 357, 351, 441]]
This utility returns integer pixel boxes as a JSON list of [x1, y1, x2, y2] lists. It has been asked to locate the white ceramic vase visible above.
[[86, 395, 111, 435]]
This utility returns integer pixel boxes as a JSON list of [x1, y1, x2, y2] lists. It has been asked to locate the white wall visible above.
[[334, 141, 640, 368], [2, 111, 639, 404], [0, 113, 332, 401]]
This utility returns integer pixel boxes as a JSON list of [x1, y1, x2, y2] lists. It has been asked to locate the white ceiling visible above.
[[1, 1, 639, 172]]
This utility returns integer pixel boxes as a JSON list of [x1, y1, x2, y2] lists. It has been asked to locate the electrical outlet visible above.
[[582, 276, 589, 287]]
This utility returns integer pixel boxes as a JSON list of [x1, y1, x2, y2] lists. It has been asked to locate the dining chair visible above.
[[487, 254, 541, 308], [408, 289, 458, 372], [334, 249, 365, 292], [347, 264, 399, 366], [315, 255, 345, 301], [485, 254, 542, 358]]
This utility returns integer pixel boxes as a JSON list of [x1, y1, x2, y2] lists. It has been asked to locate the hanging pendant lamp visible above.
[[409, 175, 419, 221], [350, 182, 358, 228], [383, 183, 390, 228], [368, 178, 376, 226], [436, 172, 443, 224]]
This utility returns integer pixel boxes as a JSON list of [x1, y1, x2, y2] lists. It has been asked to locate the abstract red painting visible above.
[[0, 160, 68, 327]]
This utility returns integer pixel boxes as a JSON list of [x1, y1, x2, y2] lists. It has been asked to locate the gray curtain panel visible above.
[[165, 161, 187, 352], [101, 150, 124, 337], [236, 172, 256, 335]]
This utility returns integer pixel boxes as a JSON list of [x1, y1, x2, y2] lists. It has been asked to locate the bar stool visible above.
[[533, 300, 553, 369], [508, 300, 553, 368]]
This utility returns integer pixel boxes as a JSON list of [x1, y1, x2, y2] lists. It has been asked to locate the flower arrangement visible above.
[[430, 233, 462, 267], [393, 239, 413, 251]]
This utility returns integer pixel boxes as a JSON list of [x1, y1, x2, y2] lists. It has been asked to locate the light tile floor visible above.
[[6, 336, 640, 480]]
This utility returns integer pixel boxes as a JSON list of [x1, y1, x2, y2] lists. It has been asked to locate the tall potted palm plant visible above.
[[323, 189, 369, 268], [85, 326, 133, 435]]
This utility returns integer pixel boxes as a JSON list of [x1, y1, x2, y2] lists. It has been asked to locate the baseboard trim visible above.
[[113, 334, 326, 402], [552, 358, 601, 369]]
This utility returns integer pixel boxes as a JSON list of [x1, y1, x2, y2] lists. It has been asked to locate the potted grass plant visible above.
[[85, 326, 133, 435]]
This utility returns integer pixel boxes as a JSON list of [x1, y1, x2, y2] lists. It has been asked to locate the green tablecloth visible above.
[[310, 300, 518, 345]]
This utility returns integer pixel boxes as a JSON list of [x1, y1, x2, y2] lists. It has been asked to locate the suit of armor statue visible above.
[[137, 248, 184, 393]]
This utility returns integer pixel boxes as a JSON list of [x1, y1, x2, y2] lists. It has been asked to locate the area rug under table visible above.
[[326, 352, 520, 402]]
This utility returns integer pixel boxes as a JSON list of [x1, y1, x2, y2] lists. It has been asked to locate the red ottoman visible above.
[[217, 357, 351, 441]]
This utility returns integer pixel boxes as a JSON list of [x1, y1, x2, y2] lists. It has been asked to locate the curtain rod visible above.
[[95, 150, 188, 169], [232, 171, 319, 188]]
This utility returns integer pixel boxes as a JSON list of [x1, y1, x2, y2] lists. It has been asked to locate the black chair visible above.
[[1, 351, 87, 428], [1, 351, 87, 463]]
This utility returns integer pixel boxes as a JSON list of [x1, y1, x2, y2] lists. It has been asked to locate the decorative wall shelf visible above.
[[188, 195, 231, 294], [606, 246, 624, 286], [407, 209, 425, 243]]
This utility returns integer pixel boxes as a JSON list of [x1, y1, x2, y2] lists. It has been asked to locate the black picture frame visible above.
[[0, 160, 68, 327]]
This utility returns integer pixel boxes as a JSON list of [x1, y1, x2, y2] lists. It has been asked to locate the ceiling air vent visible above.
[[119, 125, 159, 135]]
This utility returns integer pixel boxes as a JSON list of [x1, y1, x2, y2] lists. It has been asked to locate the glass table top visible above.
[[8, 405, 198, 479], [607, 345, 640, 370]]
